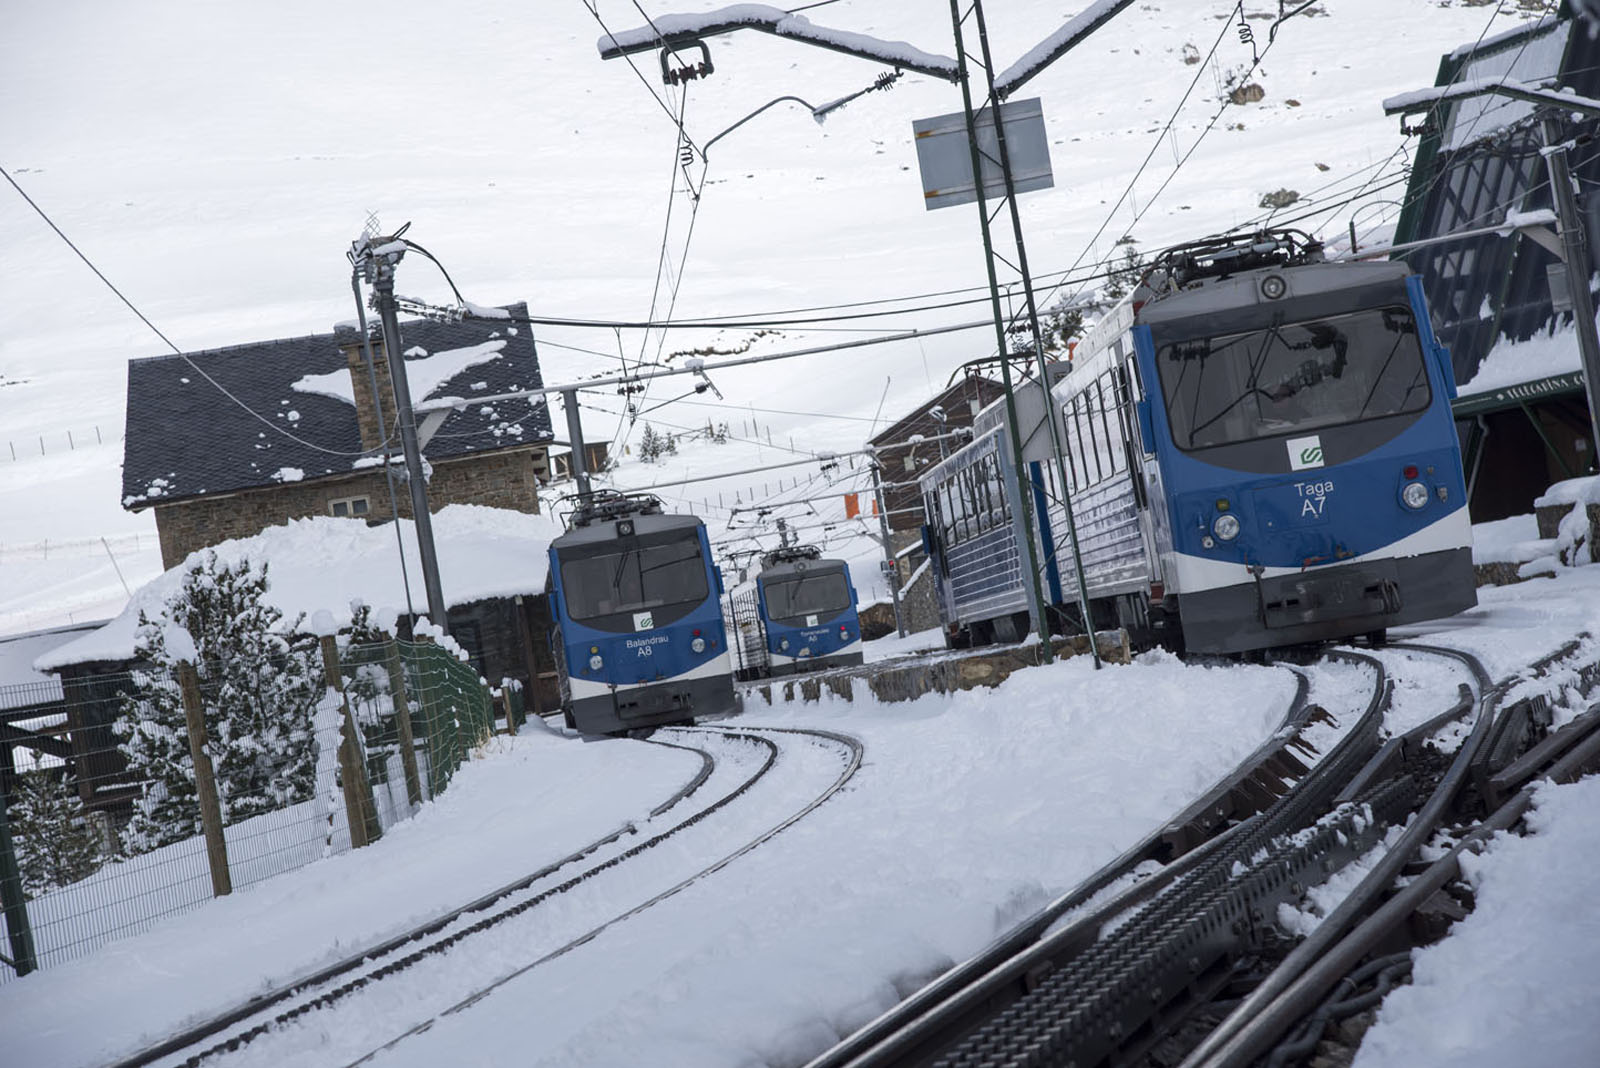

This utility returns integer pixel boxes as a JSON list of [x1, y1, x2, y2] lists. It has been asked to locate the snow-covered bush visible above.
[[114, 552, 322, 853]]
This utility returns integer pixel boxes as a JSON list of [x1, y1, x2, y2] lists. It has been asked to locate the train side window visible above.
[[1070, 396, 1092, 489], [965, 467, 982, 536], [983, 454, 1001, 527], [966, 460, 979, 530], [1058, 403, 1077, 492], [955, 469, 971, 543], [1111, 365, 1135, 452], [1097, 373, 1122, 475], [1084, 383, 1106, 484]]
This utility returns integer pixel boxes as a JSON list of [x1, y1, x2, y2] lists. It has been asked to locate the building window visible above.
[[329, 495, 371, 518]]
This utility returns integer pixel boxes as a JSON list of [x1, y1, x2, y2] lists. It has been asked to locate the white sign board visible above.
[[912, 97, 1054, 212]]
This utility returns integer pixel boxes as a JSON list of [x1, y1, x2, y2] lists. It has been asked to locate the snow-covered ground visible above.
[[2, 564, 1598, 1068], [6, 1, 1599, 1065]]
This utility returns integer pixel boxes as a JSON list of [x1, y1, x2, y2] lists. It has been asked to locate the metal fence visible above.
[[724, 585, 770, 681], [0, 636, 512, 982], [0, 425, 119, 464]]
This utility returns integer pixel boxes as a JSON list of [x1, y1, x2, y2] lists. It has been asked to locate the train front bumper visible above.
[[1177, 545, 1477, 655]]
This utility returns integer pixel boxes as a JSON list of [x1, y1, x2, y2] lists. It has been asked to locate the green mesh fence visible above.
[[395, 640, 496, 797]]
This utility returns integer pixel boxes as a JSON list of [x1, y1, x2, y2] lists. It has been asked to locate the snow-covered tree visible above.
[[8, 768, 105, 893], [638, 423, 667, 462], [114, 552, 323, 853]]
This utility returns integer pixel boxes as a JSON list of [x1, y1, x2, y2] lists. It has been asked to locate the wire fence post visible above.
[[319, 636, 381, 848], [500, 687, 519, 736], [381, 633, 424, 809], [0, 776, 39, 977], [176, 661, 232, 898]]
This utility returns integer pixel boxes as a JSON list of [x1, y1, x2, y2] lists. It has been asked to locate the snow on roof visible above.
[[1456, 324, 1583, 397], [1, 624, 103, 707], [36, 505, 565, 671], [1534, 474, 1600, 509], [291, 339, 509, 407]]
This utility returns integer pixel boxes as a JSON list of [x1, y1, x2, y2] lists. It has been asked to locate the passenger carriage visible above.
[[920, 230, 1477, 655]]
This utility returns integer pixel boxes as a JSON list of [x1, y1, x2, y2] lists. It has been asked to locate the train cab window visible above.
[[559, 535, 710, 624], [764, 569, 851, 622], [1157, 306, 1432, 451]]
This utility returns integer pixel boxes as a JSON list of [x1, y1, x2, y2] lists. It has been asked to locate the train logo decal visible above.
[[633, 611, 655, 631], [1288, 435, 1325, 471]]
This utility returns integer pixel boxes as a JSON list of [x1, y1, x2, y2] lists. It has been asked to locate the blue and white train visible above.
[[548, 492, 737, 733], [754, 547, 864, 675], [920, 230, 1477, 655]]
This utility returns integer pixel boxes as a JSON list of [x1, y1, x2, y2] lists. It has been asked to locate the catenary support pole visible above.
[[367, 251, 451, 633], [562, 388, 591, 495], [1540, 112, 1600, 469], [966, 0, 1100, 668], [871, 461, 907, 638], [950, 0, 1054, 660]]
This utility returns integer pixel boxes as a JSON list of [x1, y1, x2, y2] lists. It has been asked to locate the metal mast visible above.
[[955, 0, 1101, 667], [352, 235, 451, 632]]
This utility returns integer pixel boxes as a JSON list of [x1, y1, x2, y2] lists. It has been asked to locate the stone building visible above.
[[121, 304, 555, 568], [867, 374, 1007, 635]]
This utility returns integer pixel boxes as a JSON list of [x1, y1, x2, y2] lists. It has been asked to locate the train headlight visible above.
[[1402, 481, 1430, 510], [1213, 513, 1241, 541], [691, 637, 706, 653], [1261, 274, 1287, 300], [780, 638, 790, 651], [588, 654, 604, 671]]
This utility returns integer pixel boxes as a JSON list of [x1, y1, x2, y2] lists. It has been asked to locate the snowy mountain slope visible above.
[[0, 0, 1538, 635]]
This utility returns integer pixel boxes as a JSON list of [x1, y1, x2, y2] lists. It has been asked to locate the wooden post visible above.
[[176, 661, 232, 897], [381, 633, 423, 808], [501, 687, 519, 736], [514, 595, 546, 718], [319, 636, 382, 848]]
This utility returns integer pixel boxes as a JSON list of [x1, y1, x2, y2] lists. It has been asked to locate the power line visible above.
[[2, 164, 389, 459]]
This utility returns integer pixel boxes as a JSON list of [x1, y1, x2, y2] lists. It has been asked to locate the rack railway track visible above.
[[810, 639, 1600, 1068], [113, 725, 862, 1068]]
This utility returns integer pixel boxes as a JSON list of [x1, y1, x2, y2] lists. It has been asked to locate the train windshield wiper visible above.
[[611, 548, 636, 595]]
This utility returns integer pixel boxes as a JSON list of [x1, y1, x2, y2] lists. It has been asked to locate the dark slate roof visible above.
[[122, 303, 553, 510]]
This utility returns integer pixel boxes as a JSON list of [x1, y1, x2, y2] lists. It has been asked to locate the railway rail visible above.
[[810, 639, 1600, 1068], [113, 725, 862, 1068]]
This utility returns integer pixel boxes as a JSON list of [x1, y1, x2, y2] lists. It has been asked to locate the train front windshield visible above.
[[764, 570, 851, 623], [559, 534, 709, 627], [1157, 306, 1431, 452]]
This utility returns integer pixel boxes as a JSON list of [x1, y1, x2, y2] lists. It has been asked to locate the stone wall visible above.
[[742, 631, 1130, 709], [152, 449, 545, 568], [1535, 501, 1600, 563]]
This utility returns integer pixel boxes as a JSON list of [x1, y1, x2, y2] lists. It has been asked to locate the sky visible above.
[[0, 0, 1541, 636]]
